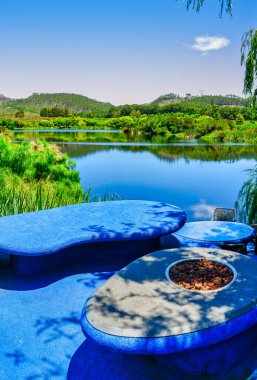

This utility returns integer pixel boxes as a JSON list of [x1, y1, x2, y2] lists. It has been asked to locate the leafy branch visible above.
[[241, 29, 257, 106], [180, 0, 232, 17]]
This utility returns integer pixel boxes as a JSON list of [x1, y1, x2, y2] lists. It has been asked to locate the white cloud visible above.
[[191, 35, 230, 55]]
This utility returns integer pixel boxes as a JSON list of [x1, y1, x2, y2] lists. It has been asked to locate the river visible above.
[[14, 129, 257, 221]]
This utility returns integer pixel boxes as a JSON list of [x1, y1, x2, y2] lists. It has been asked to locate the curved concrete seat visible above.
[[0, 201, 186, 274], [81, 247, 257, 374]]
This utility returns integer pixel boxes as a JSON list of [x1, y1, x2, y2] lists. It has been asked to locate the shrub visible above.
[[236, 113, 245, 125]]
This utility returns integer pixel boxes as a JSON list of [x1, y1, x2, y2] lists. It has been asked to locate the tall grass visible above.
[[90, 191, 121, 202], [0, 182, 120, 216], [0, 135, 86, 216], [0, 179, 86, 216]]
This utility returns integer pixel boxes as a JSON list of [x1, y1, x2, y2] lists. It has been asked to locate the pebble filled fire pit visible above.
[[167, 258, 236, 292]]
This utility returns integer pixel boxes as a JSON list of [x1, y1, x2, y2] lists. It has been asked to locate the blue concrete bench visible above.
[[0, 200, 186, 274], [81, 247, 257, 375]]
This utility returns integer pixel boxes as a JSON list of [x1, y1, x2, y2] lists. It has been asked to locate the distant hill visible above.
[[152, 93, 247, 107], [151, 93, 182, 105], [0, 94, 11, 105], [0, 92, 248, 117], [6, 93, 113, 116]]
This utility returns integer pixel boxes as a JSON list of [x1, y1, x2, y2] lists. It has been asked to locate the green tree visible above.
[[210, 105, 221, 119], [112, 110, 121, 118], [241, 29, 257, 106], [235, 113, 245, 125], [15, 110, 24, 118], [40, 107, 51, 117], [51, 106, 62, 117], [130, 109, 141, 117]]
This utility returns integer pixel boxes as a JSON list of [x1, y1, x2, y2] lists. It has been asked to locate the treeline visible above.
[[107, 103, 256, 121], [151, 94, 247, 107], [0, 116, 107, 130], [1, 112, 257, 143], [40, 107, 70, 117], [184, 95, 247, 107]]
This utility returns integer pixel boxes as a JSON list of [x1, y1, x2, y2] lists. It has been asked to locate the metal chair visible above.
[[211, 208, 247, 254], [211, 208, 237, 222], [219, 243, 248, 255]]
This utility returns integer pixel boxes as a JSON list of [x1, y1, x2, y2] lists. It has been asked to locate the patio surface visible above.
[[1, 254, 257, 380]]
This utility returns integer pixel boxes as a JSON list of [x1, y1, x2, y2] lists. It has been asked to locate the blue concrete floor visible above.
[[1, 255, 257, 380]]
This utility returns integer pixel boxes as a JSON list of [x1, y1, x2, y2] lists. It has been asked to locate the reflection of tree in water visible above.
[[236, 165, 257, 224], [61, 142, 257, 162]]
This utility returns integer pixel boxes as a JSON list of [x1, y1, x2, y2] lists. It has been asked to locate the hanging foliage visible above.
[[235, 165, 257, 225], [241, 29, 257, 105], [180, 0, 232, 16]]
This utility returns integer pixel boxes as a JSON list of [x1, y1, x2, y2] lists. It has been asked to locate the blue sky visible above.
[[0, 0, 256, 104]]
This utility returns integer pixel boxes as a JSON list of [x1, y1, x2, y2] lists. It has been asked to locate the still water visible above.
[[15, 129, 257, 221]]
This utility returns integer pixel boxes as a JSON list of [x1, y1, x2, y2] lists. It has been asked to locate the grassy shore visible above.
[[0, 134, 85, 216]]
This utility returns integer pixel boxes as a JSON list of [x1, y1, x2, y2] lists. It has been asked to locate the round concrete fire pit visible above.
[[81, 248, 257, 375], [166, 258, 237, 292]]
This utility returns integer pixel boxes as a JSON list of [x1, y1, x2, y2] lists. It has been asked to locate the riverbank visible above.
[[119, 114, 257, 143]]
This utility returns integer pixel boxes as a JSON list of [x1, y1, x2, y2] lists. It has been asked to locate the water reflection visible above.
[[12, 130, 176, 144], [61, 143, 257, 163], [68, 145, 256, 222]]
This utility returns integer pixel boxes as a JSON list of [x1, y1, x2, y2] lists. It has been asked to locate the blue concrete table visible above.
[[81, 247, 257, 375], [175, 221, 255, 245], [162, 234, 221, 249], [0, 200, 186, 274]]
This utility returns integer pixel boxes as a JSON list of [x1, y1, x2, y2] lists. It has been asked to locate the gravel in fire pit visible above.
[[169, 258, 234, 291]]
